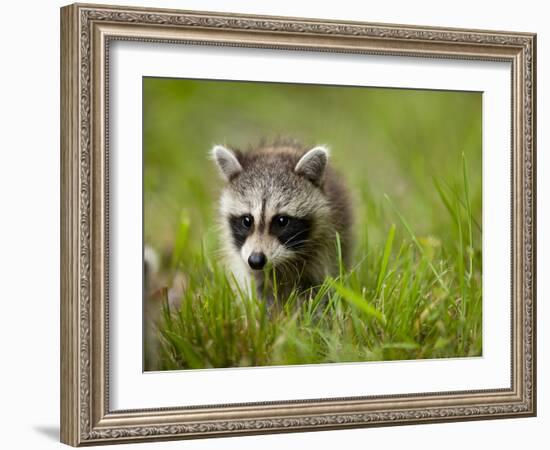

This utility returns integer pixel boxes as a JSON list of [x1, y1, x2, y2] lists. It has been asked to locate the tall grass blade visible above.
[[170, 210, 190, 269], [440, 178, 482, 232], [375, 224, 396, 297], [330, 280, 386, 324], [384, 194, 449, 293], [335, 232, 344, 280], [462, 152, 474, 280], [433, 177, 458, 226]]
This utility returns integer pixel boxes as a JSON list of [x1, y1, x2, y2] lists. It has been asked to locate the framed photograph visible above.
[[60, 3, 537, 446]]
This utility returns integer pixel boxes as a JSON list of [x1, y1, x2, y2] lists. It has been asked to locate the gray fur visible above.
[[212, 139, 353, 301]]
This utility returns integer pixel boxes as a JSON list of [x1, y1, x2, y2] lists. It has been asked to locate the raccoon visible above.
[[212, 140, 352, 301]]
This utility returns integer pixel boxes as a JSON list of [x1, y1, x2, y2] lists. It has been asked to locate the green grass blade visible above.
[[462, 152, 474, 280], [335, 232, 344, 280], [375, 224, 396, 297], [441, 178, 482, 232], [384, 194, 449, 293], [330, 280, 386, 324], [170, 210, 191, 269], [433, 177, 458, 226]]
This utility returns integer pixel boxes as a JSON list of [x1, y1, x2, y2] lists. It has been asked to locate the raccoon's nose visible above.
[[248, 252, 267, 270]]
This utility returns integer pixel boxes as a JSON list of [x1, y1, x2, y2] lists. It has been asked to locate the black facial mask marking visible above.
[[229, 215, 253, 249], [270, 215, 312, 250]]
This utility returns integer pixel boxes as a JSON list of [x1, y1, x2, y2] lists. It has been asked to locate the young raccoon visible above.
[[212, 140, 352, 301]]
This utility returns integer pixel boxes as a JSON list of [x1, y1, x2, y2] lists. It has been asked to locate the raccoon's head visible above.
[[212, 144, 332, 274]]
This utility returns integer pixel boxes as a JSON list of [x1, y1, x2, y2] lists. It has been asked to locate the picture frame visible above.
[[60, 2, 536, 446]]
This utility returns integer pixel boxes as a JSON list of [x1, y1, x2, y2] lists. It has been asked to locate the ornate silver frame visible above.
[[60, 3, 536, 446]]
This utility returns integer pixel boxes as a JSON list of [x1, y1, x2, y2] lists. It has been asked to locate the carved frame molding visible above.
[[60, 3, 536, 446]]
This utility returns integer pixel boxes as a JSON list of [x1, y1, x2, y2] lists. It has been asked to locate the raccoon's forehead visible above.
[[220, 175, 324, 217]]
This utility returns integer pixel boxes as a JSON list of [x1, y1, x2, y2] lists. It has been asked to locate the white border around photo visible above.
[[109, 41, 511, 411]]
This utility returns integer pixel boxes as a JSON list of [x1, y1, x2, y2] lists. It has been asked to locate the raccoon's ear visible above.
[[211, 145, 243, 181], [294, 146, 328, 186]]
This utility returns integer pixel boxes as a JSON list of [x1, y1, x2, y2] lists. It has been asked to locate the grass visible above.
[[152, 158, 481, 370], [143, 78, 482, 371]]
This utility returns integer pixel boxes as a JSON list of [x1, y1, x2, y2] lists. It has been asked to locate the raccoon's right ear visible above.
[[211, 145, 243, 181]]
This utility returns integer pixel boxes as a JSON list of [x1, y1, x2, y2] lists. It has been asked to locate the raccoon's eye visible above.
[[275, 215, 289, 227], [241, 214, 254, 229]]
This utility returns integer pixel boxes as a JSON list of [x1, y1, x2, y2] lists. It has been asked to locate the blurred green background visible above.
[[143, 77, 482, 370], [144, 77, 481, 258]]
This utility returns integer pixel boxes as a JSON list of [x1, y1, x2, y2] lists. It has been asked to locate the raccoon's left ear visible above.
[[294, 146, 329, 186]]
